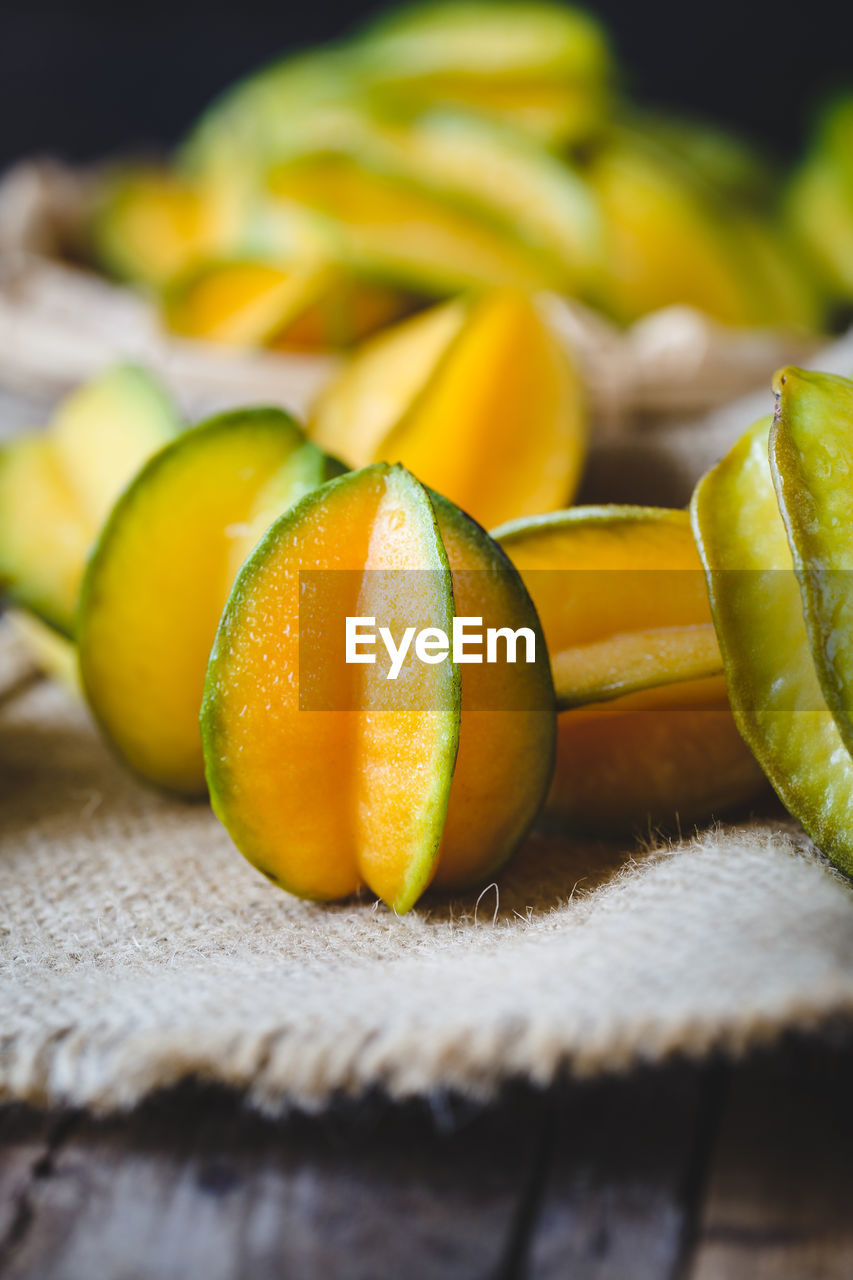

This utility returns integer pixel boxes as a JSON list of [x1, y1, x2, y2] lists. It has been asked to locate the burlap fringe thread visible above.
[[1, 629, 853, 1116]]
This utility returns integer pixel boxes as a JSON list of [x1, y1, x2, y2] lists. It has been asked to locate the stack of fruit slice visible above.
[[89, 1, 824, 344]]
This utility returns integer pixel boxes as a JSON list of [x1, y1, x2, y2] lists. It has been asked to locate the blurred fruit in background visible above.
[[310, 290, 586, 528], [0, 366, 181, 636], [164, 259, 419, 350], [786, 94, 853, 312], [87, 0, 827, 352]]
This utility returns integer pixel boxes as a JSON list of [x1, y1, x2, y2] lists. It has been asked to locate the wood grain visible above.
[[520, 1065, 715, 1279], [689, 1039, 853, 1280], [2, 1041, 853, 1279], [0, 1086, 545, 1280]]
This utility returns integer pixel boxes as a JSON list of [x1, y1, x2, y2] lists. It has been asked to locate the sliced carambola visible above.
[[164, 259, 417, 349], [0, 365, 181, 634], [330, 111, 601, 293], [496, 507, 721, 703], [311, 291, 586, 530], [0, 438, 92, 635], [267, 154, 562, 297], [202, 464, 554, 912], [585, 132, 819, 329], [245, 107, 600, 294], [202, 464, 458, 910], [164, 260, 330, 346], [428, 491, 555, 890], [50, 365, 181, 527], [310, 299, 467, 462], [92, 167, 226, 289], [78, 408, 342, 795], [182, 3, 611, 183], [353, 1, 613, 144], [496, 506, 765, 831], [691, 415, 853, 874]]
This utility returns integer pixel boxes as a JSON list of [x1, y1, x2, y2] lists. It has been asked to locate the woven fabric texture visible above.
[[2, 648, 853, 1115]]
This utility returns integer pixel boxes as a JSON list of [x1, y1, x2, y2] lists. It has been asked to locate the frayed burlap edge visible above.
[[2, 652, 853, 1116]]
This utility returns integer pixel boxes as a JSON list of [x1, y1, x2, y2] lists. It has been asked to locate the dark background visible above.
[[0, 0, 850, 170]]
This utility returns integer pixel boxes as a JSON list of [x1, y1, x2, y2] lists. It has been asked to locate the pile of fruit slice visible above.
[[8, 348, 853, 910], [4, 5, 853, 924], [88, 1, 824, 345]]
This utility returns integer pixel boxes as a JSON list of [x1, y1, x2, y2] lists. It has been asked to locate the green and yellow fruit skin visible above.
[[202, 464, 459, 911], [271, 108, 601, 293], [181, 2, 612, 178], [202, 463, 554, 912], [584, 131, 821, 329], [691, 414, 853, 876], [0, 364, 181, 636], [179, 47, 368, 180], [496, 505, 766, 832], [356, 2, 610, 85], [78, 407, 343, 796], [266, 151, 565, 297], [770, 367, 853, 752], [311, 290, 586, 530], [785, 95, 853, 304], [92, 167, 231, 290], [427, 489, 555, 891], [349, 1, 613, 146]]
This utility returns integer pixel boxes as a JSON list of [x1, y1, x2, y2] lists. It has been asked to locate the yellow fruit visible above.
[[202, 464, 555, 911], [311, 291, 586, 529], [0, 365, 180, 634], [78, 408, 343, 795], [497, 506, 767, 831]]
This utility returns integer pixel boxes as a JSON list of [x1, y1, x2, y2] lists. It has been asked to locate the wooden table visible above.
[[1, 1032, 851, 1279]]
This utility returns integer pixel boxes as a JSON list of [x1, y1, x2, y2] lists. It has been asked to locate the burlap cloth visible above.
[[1, 163, 853, 1113], [3, 653, 853, 1115]]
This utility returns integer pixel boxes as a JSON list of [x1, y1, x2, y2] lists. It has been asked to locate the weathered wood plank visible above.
[[0, 1108, 58, 1257], [4, 1042, 853, 1280], [520, 1064, 714, 1279], [0, 1085, 545, 1280], [688, 1040, 853, 1280]]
